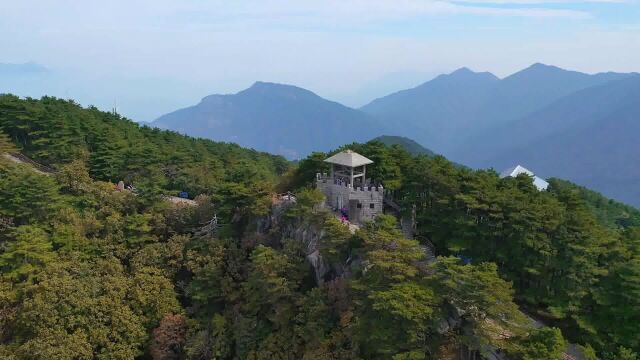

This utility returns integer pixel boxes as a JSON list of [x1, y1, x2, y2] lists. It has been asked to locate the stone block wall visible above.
[[348, 185, 383, 222], [316, 173, 383, 223]]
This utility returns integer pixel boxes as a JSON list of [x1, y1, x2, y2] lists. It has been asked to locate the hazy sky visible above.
[[1, 0, 638, 121]]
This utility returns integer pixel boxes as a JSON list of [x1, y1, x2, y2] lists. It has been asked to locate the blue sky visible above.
[[0, 0, 638, 121]]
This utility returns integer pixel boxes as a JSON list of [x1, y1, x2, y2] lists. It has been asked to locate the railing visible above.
[[277, 191, 297, 202], [415, 235, 436, 257], [383, 194, 401, 211], [272, 191, 297, 206]]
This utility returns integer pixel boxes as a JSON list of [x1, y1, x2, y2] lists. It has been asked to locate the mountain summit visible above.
[[361, 68, 499, 152], [153, 82, 385, 159]]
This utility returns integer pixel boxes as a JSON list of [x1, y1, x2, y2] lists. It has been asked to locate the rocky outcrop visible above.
[[306, 250, 329, 285], [256, 202, 335, 285]]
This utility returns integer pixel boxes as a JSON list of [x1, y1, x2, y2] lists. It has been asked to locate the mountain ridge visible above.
[[372, 135, 436, 156], [454, 74, 640, 206], [153, 63, 640, 205], [153, 81, 386, 159], [361, 67, 500, 152]]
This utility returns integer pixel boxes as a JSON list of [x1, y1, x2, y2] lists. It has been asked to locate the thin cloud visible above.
[[456, 0, 625, 3], [1, 0, 636, 121], [0, 0, 595, 36], [445, 3, 591, 17], [170, 0, 592, 25]]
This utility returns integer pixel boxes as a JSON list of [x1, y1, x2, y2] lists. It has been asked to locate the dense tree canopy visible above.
[[294, 139, 640, 358], [0, 94, 289, 197], [0, 95, 637, 359]]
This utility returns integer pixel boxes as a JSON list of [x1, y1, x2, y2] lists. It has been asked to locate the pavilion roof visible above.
[[324, 149, 374, 167]]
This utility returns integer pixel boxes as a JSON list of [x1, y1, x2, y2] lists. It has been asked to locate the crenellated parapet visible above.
[[315, 151, 384, 224], [316, 172, 383, 192]]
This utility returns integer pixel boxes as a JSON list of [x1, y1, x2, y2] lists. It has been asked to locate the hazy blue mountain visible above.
[[363, 63, 638, 205], [471, 63, 632, 131], [340, 70, 442, 108], [152, 64, 639, 205], [373, 135, 436, 156], [361, 68, 499, 153], [362, 64, 632, 154], [152, 64, 632, 160], [469, 75, 640, 206], [152, 82, 385, 159]]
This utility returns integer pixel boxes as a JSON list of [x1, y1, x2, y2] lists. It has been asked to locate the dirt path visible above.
[[2, 153, 53, 175]]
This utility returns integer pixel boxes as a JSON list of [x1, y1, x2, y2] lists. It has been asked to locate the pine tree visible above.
[[0, 166, 60, 224], [0, 225, 56, 282], [0, 130, 16, 154]]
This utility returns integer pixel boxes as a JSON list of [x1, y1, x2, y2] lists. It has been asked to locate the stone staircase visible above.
[[400, 216, 436, 264], [415, 233, 436, 264], [400, 216, 413, 239], [383, 193, 401, 212]]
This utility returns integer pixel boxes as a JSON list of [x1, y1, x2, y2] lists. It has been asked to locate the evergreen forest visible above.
[[0, 95, 638, 359]]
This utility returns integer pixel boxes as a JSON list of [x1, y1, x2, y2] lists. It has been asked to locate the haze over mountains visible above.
[[362, 67, 500, 153], [470, 75, 640, 206], [364, 63, 633, 154], [152, 63, 640, 206], [153, 81, 385, 159]]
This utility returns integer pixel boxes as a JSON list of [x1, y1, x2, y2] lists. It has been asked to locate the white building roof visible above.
[[324, 150, 374, 167], [500, 164, 549, 191], [532, 176, 549, 191], [500, 165, 534, 178]]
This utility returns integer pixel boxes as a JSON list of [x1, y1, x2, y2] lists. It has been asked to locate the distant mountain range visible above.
[[153, 82, 385, 159], [152, 64, 640, 206], [362, 67, 500, 153], [468, 75, 640, 207], [362, 63, 632, 154]]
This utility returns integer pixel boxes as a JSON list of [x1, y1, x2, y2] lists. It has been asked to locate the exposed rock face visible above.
[[281, 218, 329, 284], [256, 201, 434, 285], [436, 304, 464, 335], [306, 250, 328, 285], [256, 202, 333, 285]]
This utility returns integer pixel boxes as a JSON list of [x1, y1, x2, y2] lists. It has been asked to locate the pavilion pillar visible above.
[[362, 165, 366, 186], [350, 167, 354, 187]]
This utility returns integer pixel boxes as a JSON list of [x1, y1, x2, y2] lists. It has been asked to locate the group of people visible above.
[[339, 207, 349, 224], [114, 180, 135, 192]]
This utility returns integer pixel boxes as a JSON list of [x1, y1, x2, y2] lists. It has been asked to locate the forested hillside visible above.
[[373, 135, 436, 156], [152, 64, 640, 207], [548, 178, 640, 229], [0, 96, 638, 359], [295, 141, 640, 359], [0, 94, 289, 196]]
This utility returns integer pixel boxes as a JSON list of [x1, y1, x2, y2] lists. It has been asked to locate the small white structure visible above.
[[500, 165, 549, 191], [316, 150, 383, 224]]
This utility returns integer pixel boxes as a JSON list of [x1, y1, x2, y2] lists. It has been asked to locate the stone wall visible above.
[[316, 173, 383, 223]]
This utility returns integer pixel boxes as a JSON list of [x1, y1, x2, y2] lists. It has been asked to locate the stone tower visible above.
[[316, 150, 383, 224]]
